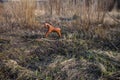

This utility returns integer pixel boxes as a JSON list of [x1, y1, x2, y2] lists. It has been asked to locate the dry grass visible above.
[[2, 0, 38, 28], [0, 1, 120, 80], [0, 3, 5, 23]]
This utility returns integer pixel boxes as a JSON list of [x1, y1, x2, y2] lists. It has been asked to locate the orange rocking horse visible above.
[[44, 23, 62, 38]]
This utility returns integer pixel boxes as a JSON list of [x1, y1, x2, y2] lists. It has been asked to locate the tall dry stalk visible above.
[[3, 0, 37, 28], [0, 3, 4, 23]]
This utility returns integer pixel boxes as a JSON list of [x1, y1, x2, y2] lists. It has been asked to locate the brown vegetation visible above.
[[0, 0, 120, 80], [3, 0, 38, 28]]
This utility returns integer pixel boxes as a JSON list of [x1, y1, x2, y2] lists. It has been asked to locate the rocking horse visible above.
[[44, 23, 61, 38]]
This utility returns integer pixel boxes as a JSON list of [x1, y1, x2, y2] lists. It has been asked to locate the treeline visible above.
[[1, 0, 120, 28], [34, 0, 120, 17]]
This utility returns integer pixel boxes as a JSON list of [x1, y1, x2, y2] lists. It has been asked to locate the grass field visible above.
[[0, 1, 120, 80]]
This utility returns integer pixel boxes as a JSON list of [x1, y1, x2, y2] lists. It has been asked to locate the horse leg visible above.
[[57, 30, 62, 37], [45, 31, 51, 37]]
